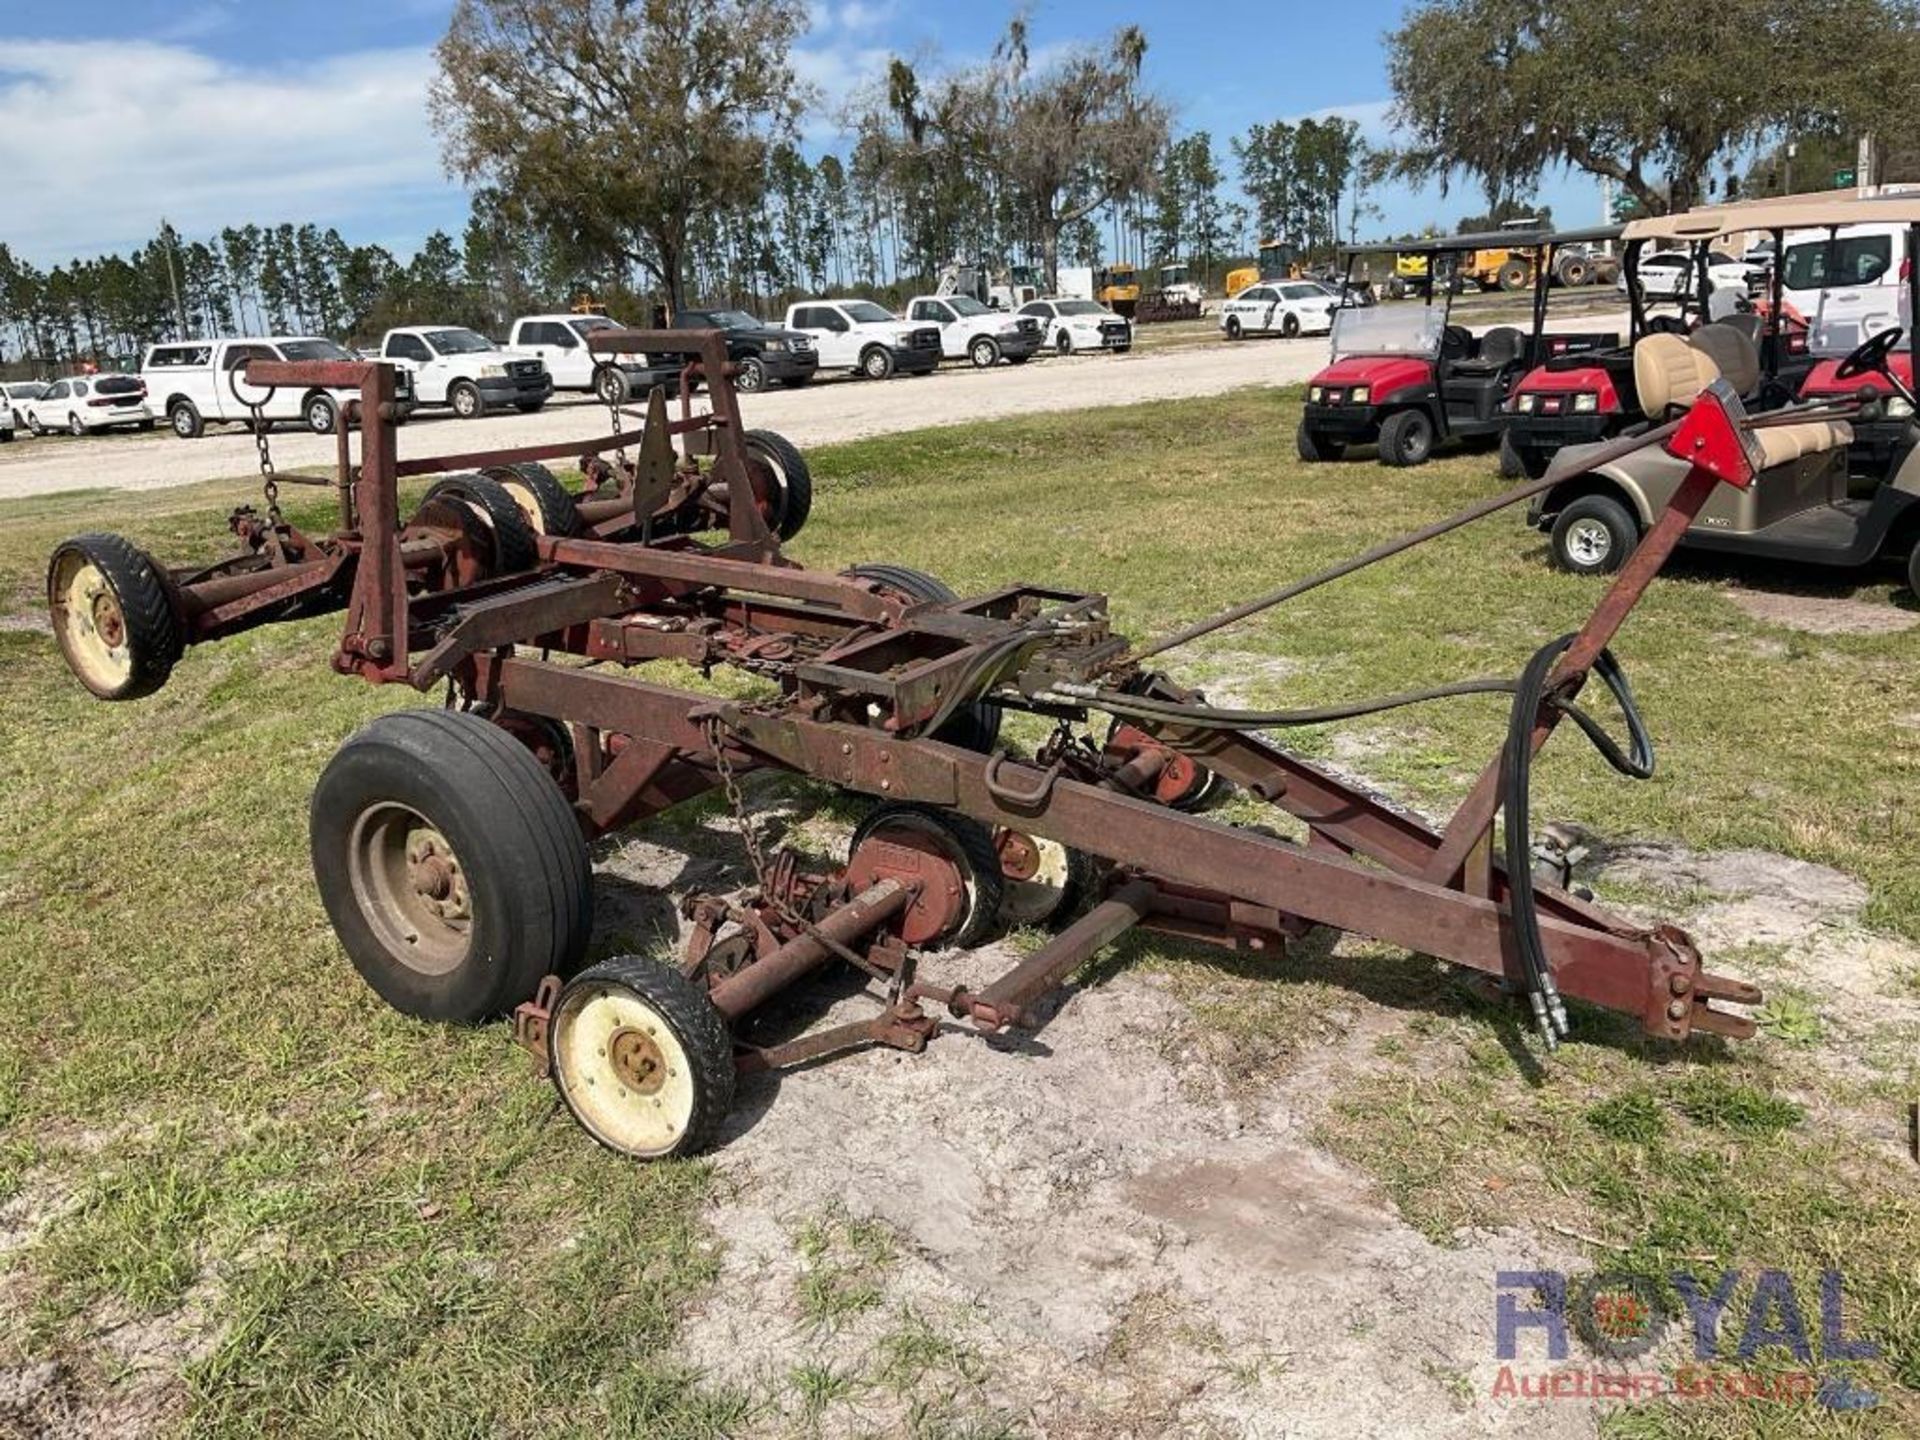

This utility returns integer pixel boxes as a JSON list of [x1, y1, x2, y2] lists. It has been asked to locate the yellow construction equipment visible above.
[[1096, 264, 1142, 317], [1224, 240, 1303, 297]]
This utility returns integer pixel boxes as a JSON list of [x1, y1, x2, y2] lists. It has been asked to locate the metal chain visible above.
[[702, 715, 888, 980], [248, 403, 281, 525], [604, 370, 630, 475]]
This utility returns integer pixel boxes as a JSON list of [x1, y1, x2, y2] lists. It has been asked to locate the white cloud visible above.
[[1284, 99, 1397, 142], [790, 36, 893, 143], [0, 40, 459, 266]]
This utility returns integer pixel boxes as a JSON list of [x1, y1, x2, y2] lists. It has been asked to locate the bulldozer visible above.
[[1224, 240, 1303, 298], [1096, 264, 1143, 318]]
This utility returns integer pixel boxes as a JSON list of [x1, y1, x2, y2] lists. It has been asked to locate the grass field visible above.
[[1, 387, 1917, 1436]]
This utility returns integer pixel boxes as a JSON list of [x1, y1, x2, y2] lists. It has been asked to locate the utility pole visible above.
[[1783, 141, 1797, 197]]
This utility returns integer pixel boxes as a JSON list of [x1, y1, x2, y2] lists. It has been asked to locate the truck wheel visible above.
[[595, 366, 631, 405], [310, 709, 593, 1023], [1498, 259, 1531, 292], [743, 429, 812, 541], [1377, 409, 1435, 467], [841, 564, 1001, 753], [1550, 495, 1639, 575], [423, 472, 540, 573], [450, 381, 483, 419], [304, 393, 338, 435], [969, 336, 1000, 368], [1225, 316, 1243, 341], [1297, 421, 1344, 462], [549, 953, 735, 1160], [168, 400, 203, 439], [734, 355, 767, 392], [1556, 255, 1591, 288], [860, 346, 894, 380], [47, 533, 184, 701]]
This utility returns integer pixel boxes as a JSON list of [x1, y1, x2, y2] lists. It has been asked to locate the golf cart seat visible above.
[[1634, 333, 1851, 466], [1448, 326, 1526, 376], [1688, 323, 1761, 397]]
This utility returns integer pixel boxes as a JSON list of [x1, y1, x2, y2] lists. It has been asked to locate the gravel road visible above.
[[0, 337, 1334, 501]]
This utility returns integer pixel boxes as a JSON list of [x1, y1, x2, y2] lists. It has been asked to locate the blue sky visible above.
[[1, 0, 1606, 269]]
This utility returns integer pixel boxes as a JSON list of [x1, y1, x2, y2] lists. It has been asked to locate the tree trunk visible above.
[[1040, 219, 1060, 293]]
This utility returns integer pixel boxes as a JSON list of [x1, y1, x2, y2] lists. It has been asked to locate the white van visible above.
[[142, 337, 413, 438], [1779, 222, 1909, 352]]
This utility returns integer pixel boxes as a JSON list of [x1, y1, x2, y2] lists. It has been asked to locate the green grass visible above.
[[2, 386, 1919, 1433]]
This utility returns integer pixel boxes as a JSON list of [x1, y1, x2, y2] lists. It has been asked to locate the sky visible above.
[[0, 0, 1608, 270]]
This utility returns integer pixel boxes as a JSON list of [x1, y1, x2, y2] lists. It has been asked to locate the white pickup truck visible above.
[[782, 300, 942, 380], [379, 326, 551, 418], [142, 336, 413, 438], [903, 294, 1044, 367], [505, 313, 678, 403]]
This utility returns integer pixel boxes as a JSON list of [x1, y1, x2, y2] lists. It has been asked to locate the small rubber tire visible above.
[[310, 708, 593, 1023], [423, 472, 540, 573], [47, 532, 183, 700], [1282, 312, 1301, 338], [1550, 494, 1639, 575], [860, 346, 894, 381], [841, 564, 1002, 752], [549, 953, 735, 1160], [484, 461, 581, 537], [849, 803, 1005, 950], [741, 430, 812, 542], [169, 400, 203, 439], [1225, 317, 1243, 341], [734, 354, 767, 392], [595, 366, 631, 405], [969, 337, 1000, 369], [304, 393, 338, 435], [1297, 421, 1344, 462], [450, 381, 483, 419], [1378, 409, 1435, 467]]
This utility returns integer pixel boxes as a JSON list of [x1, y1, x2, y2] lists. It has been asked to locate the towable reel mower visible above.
[[48, 332, 1820, 1159]]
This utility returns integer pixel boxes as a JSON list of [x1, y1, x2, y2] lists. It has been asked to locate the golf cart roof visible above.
[[1624, 194, 1920, 242], [1341, 228, 1553, 258], [1542, 224, 1623, 246]]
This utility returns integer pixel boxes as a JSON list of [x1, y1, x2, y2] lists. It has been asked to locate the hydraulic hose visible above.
[[1501, 634, 1653, 1048]]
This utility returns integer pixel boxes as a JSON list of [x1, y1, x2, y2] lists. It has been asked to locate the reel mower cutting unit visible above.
[[47, 330, 1817, 1160]]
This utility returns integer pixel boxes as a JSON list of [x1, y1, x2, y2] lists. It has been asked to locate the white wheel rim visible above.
[[455, 389, 476, 415], [1001, 835, 1073, 925], [553, 982, 696, 1157], [1566, 518, 1613, 565], [309, 400, 330, 430], [50, 552, 132, 692]]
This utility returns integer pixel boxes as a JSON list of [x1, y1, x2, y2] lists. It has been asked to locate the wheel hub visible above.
[[607, 1025, 668, 1096], [1568, 519, 1611, 564], [404, 830, 468, 919]]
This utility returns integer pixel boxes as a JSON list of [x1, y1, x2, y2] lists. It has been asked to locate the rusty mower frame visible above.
[[50, 330, 1835, 1160]]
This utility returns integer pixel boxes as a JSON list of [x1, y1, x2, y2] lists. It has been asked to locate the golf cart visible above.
[[1526, 272, 1920, 595], [1298, 229, 1554, 467]]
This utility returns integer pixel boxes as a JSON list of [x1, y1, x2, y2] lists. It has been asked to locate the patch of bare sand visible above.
[[1722, 586, 1918, 635]]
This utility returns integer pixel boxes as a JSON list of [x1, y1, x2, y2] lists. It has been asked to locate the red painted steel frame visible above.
[[232, 344, 1767, 1049]]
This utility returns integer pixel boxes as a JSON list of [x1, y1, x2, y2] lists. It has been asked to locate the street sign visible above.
[[1835, 168, 1857, 187]]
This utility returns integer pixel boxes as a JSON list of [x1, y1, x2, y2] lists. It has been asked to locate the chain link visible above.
[[604, 368, 630, 475], [248, 402, 281, 525]]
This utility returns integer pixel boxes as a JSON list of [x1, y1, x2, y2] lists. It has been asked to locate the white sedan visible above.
[[1219, 281, 1337, 339], [21, 374, 153, 436], [1620, 249, 1754, 300], [1017, 298, 1133, 355]]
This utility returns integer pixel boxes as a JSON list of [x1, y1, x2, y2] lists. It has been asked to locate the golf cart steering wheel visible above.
[[1836, 326, 1903, 382]]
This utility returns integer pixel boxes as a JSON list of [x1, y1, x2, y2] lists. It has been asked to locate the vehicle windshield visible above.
[[842, 300, 896, 323], [570, 316, 620, 336], [685, 310, 762, 329], [1056, 300, 1106, 316], [7, 383, 46, 399], [94, 375, 144, 395], [279, 339, 353, 363], [1331, 304, 1444, 358], [425, 328, 494, 354], [946, 296, 991, 316]]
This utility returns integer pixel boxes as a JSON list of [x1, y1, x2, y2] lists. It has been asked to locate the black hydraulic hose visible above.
[[1087, 676, 1524, 730], [1502, 634, 1654, 1048]]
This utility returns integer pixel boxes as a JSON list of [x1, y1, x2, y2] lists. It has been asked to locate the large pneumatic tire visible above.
[[423, 472, 540, 574], [848, 803, 1005, 950], [594, 366, 631, 405], [969, 336, 1001, 369], [1555, 255, 1592, 288], [1297, 421, 1345, 462], [303, 392, 338, 435], [449, 380, 484, 419], [742, 429, 813, 541], [1549, 494, 1640, 575], [841, 564, 1002, 753], [484, 461, 581, 537], [860, 346, 895, 381], [168, 399, 203, 439], [309, 709, 593, 1023], [47, 533, 183, 701], [549, 953, 735, 1160], [1498, 259, 1532, 292], [733, 354, 767, 392], [1377, 408, 1436, 467]]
